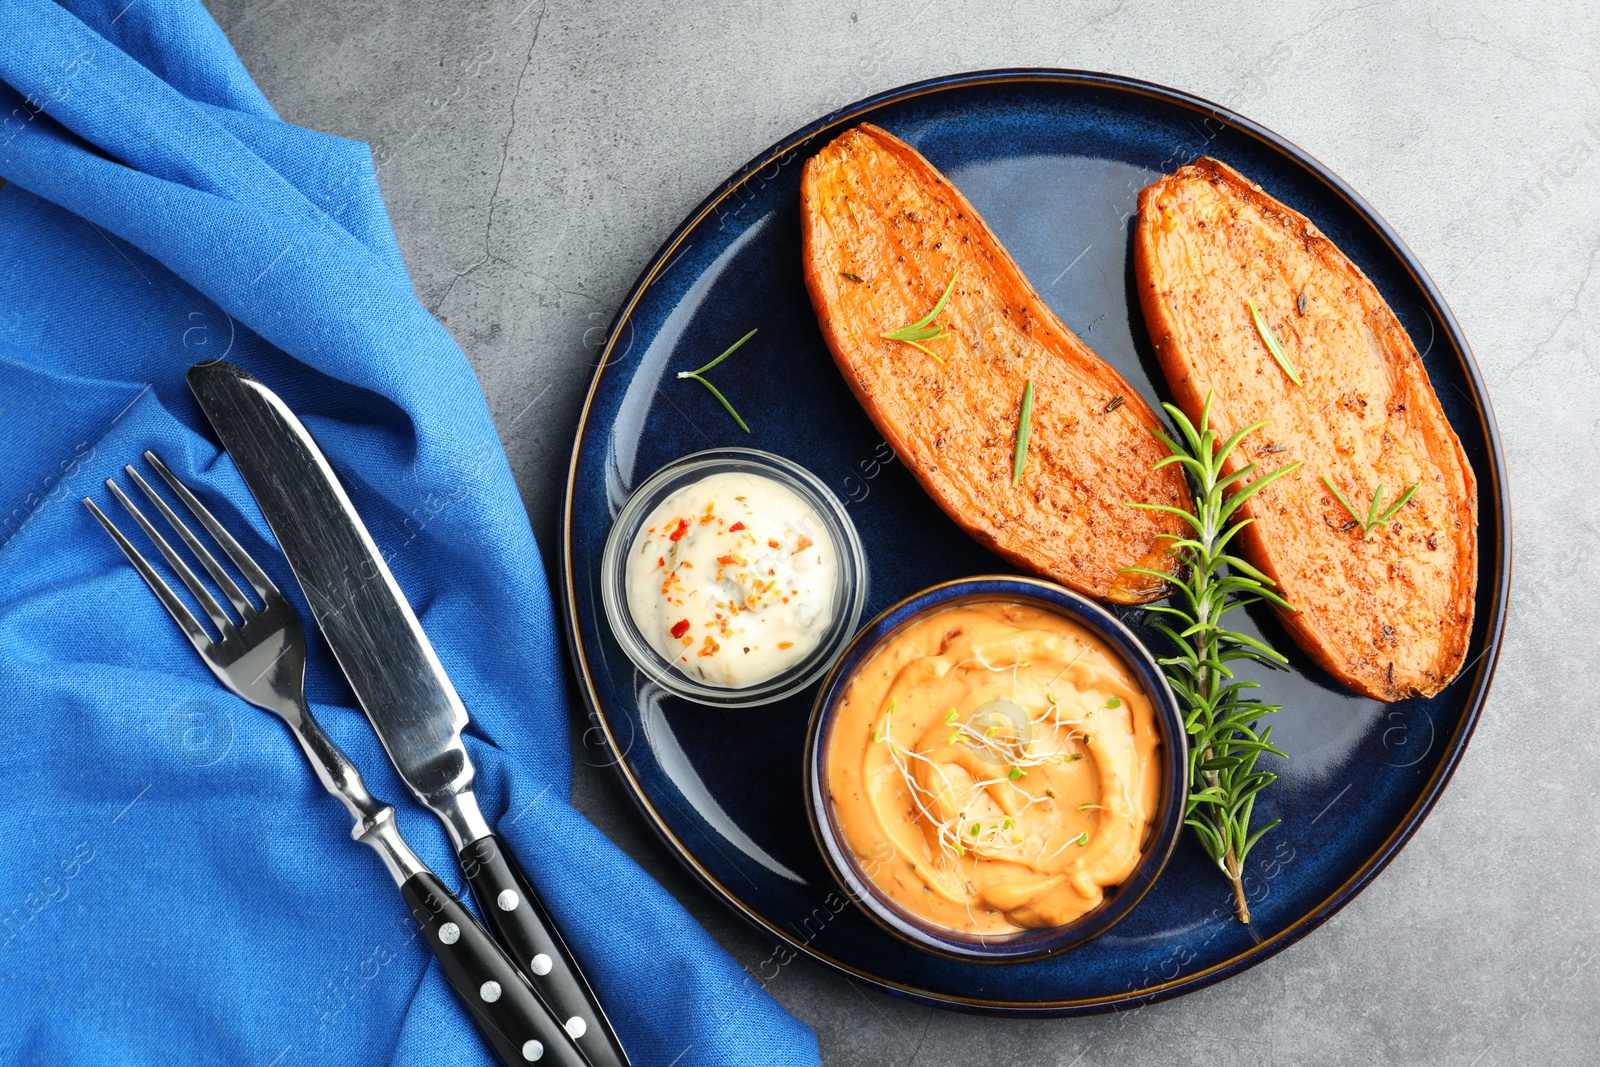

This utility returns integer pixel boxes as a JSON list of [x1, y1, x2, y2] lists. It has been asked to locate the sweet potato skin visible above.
[[799, 124, 1189, 605], [1134, 157, 1477, 700]]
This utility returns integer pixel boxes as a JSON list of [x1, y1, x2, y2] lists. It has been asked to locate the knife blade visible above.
[[189, 359, 629, 1067]]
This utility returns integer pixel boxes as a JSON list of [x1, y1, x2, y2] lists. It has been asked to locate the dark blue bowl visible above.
[[804, 576, 1188, 963]]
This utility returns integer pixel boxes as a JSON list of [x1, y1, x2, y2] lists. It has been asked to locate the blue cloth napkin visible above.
[[0, 2, 821, 1063]]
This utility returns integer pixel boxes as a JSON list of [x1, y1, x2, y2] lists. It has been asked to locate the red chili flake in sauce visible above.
[[656, 556, 665, 568], [670, 619, 691, 640], [794, 536, 813, 553], [728, 521, 746, 532], [667, 518, 691, 542], [768, 538, 782, 549]]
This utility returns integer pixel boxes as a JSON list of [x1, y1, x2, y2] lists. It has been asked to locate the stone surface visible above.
[[205, 0, 1599, 1062]]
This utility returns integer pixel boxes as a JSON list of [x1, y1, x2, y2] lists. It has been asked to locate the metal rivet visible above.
[[564, 1016, 587, 1039], [480, 981, 502, 1003], [497, 889, 520, 911], [438, 922, 460, 945], [522, 1040, 544, 1061], [531, 953, 553, 976]]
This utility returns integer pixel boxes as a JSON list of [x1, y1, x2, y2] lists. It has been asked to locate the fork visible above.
[[84, 451, 590, 1067]]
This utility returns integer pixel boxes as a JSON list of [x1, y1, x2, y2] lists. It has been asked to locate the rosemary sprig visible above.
[[676, 328, 757, 432], [1247, 298, 1304, 387], [1124, 392, 1300, 923], [1321, 476, 1419, 540], [1012, 379, 1036, 486], [881, 272, 958, 364]]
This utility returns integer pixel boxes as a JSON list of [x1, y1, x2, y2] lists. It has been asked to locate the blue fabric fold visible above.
[[0, 2, 820, 1064]]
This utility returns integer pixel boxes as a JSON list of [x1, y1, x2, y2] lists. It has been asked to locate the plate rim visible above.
[[557, 67, 1513, 1015]]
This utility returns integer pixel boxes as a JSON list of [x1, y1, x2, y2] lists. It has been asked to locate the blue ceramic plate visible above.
[[559, 70, 1509, 1014]]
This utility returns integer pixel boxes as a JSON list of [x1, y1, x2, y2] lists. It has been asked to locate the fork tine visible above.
[[144, 451, 280, 602], [106, 479, 234, 638], [84, 498, 212, 652], [126, 464, 253, 618]]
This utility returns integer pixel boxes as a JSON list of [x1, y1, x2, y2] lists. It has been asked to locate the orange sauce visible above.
[[826, 601, 1162, 934]]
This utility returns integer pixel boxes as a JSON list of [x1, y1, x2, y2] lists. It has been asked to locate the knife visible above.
[[189, 359, 629, 1067]]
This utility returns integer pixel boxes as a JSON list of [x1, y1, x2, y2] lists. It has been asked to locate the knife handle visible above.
[[402, 870, 592, 1067], [461, 835, 630, 1067]]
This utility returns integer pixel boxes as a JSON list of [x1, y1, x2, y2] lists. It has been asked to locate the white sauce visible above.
[[625, 472, 838, 688]]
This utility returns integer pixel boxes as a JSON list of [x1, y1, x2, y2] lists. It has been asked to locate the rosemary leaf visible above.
[[683, 327, 757, 377], [687, 376, 751, 434], [1247, 299, 1305, 387], [1375, 480, 1420, 524], [1012, 379, 1035, 487], [907, 272, 957, 331]]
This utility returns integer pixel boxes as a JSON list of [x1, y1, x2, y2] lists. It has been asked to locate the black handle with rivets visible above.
[[461, 834, 630, 1067], [402, 870, 591, 1067]]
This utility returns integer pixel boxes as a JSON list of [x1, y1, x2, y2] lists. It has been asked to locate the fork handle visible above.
[[402, 870, 592, 1067], [288, 714, 588, 1067], [461, 835, 630, 1067]]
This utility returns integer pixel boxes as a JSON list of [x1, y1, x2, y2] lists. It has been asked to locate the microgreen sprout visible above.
[[872, 695, 1092, 879]]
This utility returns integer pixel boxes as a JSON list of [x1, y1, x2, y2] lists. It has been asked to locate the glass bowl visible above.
[[600, 448, 867, 708], [804, 575, 1188, 963]]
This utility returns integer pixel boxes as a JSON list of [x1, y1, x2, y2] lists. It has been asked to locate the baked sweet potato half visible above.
[[1134, 157, 1477, 700], [799, 123, 1189, 604]]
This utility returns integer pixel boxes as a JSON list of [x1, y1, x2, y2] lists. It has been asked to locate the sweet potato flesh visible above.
[[1134, 157, 1477, 700], [800, 124, 1189, 604]]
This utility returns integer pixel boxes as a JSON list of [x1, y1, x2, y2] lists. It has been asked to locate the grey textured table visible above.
[[206, 1, 1596, 1063]]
